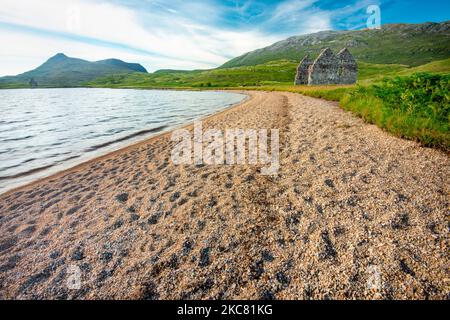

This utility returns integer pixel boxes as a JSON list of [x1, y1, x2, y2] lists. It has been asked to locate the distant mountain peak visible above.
[[96, 58, 148, 73], [0, 53, 148, 88], [48, 53, 69, 62]]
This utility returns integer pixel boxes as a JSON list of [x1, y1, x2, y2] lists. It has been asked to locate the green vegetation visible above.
[[2, 21, 449, 89], [222, 22, 450, 68], [243, 73, 450, 150], [1, 21, 448, 151], [87, 58, 450, 88], [306, 74, 449, 150], [0, 53, 147, 88], [397, 58, 450, 76], [88, 60, 299, 88]]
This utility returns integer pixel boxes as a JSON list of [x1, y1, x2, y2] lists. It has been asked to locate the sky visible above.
[[0, 0, 449, 76]]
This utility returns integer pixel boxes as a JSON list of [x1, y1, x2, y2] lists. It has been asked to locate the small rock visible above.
[[199, 247, 211, 267], [197, 220, 206, 231], [141, 281, 159, 300], [80, 263, 91, 273], [182, 239, 193, 256], [285, 212, 301, 227], [207, 196, 218, 208], [244, 175, 255, 183], [399, 259, 415, 277], [391, 213, 409, 230], [198, 278, 214, 292], [324, 179, 335, 188], [115, 193, 129, 203], [168, 254, 178, 269], [170, 192, 181, 202], [316, 204, 324, 214], [130, 213, 140, 222], [188, 190, 198, 197], [148, 212, 162, 225], [276, 271, 290, 287], [71, 247, 84, 261], [303, 196, 313, 204], [100, 252, 113, 263], [66, 206, 81, 216], [262, 250, 274, 262], [319, 231, 337, 260], [333, 226, 346, 237], [249, 260, 264, 280], [113, 218, 124, 229], [49, 250, 61, 259], [261, 290, 275, 300], [396, 193, 408, 203], [97, 269, 113, 282], [347, 196, 358, 207]]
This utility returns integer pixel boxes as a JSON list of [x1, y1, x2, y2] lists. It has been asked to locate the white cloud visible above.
[[0, 29, 213, 76], [0, 0, 333, 76], [268, 0, 332, 35]]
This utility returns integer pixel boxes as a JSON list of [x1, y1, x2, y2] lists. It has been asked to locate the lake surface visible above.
[[0, 88, 247, 194]]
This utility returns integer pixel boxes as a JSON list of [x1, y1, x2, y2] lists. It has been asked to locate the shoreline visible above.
[[0, 90, 252, 198], [0, 90, 448, 300]]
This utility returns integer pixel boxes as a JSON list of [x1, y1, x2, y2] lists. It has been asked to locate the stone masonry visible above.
[[294, 47, 358, 85], [336, 48, 358, 84], [294, 55, 312, 85]]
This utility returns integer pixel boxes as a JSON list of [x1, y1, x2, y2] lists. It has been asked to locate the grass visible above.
[[222, 22, 450, 68], [226, 84, 353, 101], [4, 53, 449, 151], [87, 60, 299, 88], [87, 59, 450, 150], [299, 73, 449, 150], [87, 58, 450, 89]]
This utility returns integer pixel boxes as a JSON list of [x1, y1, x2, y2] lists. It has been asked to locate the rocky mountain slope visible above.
[[221, 21, 450, 68]]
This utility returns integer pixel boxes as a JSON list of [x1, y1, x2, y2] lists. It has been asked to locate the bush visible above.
[[340, 73, 449, 150], [373, 73, 449, 123]]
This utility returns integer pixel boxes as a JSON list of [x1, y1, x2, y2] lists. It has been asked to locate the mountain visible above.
[[0, 53, 148, 88], [221, 21, 450, 68]]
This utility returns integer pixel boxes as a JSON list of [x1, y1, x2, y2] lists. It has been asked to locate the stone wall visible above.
[[337, 48, 358, 84], [308, 48, 340, 85], [294, 55, 312, 85]]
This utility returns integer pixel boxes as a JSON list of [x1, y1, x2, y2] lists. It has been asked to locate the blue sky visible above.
[[0, 0, 448, 76]]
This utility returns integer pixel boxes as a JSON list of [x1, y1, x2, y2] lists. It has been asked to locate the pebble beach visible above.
[[0, 91, 448, 300]]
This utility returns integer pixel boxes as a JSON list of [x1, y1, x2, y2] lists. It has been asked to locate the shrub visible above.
[[340, 73, 449, 150]]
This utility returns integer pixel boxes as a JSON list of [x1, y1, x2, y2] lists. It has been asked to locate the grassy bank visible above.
[[288, 73, 449, 150], [86, 58, 450, 89]]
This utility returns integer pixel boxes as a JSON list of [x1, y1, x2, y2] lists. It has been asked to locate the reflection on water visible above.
[[0, 88, 246, 193]]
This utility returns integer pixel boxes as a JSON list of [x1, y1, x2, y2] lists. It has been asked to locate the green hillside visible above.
[[86, 21, 450, 89], [0, 53, 147, 88], [1, 21, 449, 89], [221, 21, 450, 68], [87, 57, 450, 88]]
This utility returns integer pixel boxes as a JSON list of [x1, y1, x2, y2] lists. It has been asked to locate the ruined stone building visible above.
[[308, 48, 340, 85], [294, 48, 358, 85], [294, 55, 312, 85], [336, 48, 358, 84]]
